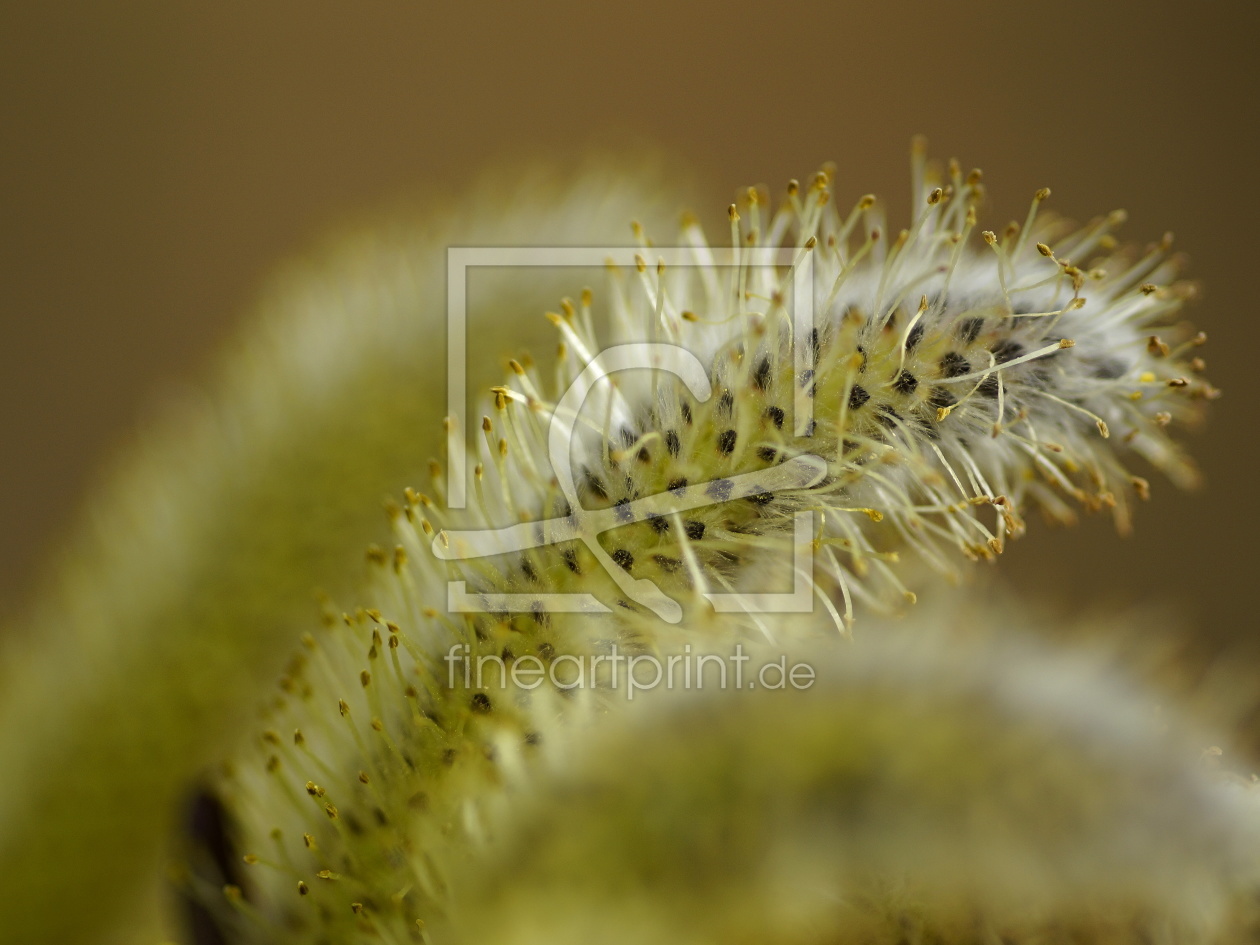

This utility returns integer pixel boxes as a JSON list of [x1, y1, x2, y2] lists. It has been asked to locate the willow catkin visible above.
[[445, 619, 1260, 945], [0, 155, 686, 945], [198, 147, 1222, 943]]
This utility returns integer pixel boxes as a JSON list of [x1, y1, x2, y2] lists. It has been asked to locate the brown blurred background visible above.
[[2, 1, 1257, 649]]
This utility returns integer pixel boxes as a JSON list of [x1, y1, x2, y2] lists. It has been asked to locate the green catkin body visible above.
[[0, 157, 686, 945], [446, 625, 1260, 945], [202, 150, 1224, 943]]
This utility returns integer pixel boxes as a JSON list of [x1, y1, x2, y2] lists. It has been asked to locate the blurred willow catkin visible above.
[[447, 618, 1260, 945], [0, 154, 688, 944], [195, 149, 1226, 943]]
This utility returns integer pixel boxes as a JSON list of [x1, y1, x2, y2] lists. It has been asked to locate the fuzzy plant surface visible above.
[[173, 146, 1240, 944], [0, 155, 689, 945], [447, 616, 1260, 945]]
